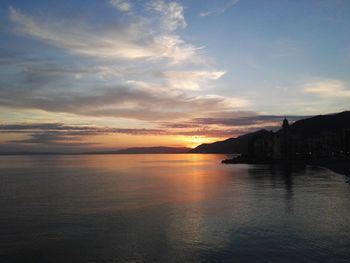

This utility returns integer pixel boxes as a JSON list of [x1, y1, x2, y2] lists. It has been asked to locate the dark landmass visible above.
[[189, 129, 270, 154], [86, 146, 191, 154], [191, 111, 350, 154], [1, 111, 349, 178], [221, 111, 350, 177], [286, 111, 350, 136]]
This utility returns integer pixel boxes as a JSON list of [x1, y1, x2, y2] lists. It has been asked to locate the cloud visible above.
[[0, 80, 248, 121], [0, 51, 152, 82], [0, 45, 240, 123], [302, 79, 350, 97], [4, 5, 238, 123], [0, 118, 279, 147], [3, 2, 258, 148], [148, 0, 186, 31], [9, 6, 198, 63], [0, 123, 166, 146], [191, 115, 308, 127], [0, 111, 310, 149], [0, 123, 165, 135], [0, 121, 242, 146], [160, 114, 308, 130], [162, 70, 226, 90], [110, 0, 132, 12], [172, 127, 275, 138], [200, 0, 239, 17], [9, 132, 96, 146]]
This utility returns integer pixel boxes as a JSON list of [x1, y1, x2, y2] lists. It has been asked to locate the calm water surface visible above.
[[0, 154, 350, 262]]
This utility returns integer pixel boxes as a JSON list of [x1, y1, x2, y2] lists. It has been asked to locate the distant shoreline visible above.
[[0, 146, 191, 155], [306, 159, 350, 178], [0, 152, 192, 156]]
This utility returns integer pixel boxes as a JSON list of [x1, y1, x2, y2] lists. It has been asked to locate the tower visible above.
[[282, 118, 289, 130], [282, 117, 290, 159]]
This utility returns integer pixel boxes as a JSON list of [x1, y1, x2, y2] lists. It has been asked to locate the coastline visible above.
[[222, 157, 350, 177], [306, 159, 350, 178]]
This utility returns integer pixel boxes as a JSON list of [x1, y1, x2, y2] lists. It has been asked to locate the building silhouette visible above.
[[251, 117, 350, 160]]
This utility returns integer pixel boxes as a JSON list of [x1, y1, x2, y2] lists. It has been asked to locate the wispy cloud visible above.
[[162, 70, 226, 90], [4, 3, 239, 125], [190, 115, 308, 127], [0, 80, 248, 121], [0, 123, 166, 146], [110, 0, 132, 12], [160, 114, 307, 129], [2, 1, 262, 151], [200, 0, 239, 17], [148, 0, 187, 31], [0, 110, 310, 149], [0, 123, 165, 135], [302, 78, 350, 97], [0, 112, 304, 147], [9, 6, 197, 63], [9, 132, 96, 146]]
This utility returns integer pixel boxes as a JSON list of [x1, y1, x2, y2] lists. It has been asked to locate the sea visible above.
[[0, 154, 350, 262]]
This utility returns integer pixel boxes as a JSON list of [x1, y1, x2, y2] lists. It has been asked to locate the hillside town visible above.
[[251, 118, 350, 160]]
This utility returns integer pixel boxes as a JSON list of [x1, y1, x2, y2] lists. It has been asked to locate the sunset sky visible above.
[[1, 0, 350, 152]]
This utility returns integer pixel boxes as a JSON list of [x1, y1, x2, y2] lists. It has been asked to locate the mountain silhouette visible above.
[[190, 111, 350, 154], [88, 146, 190, 154], [189, 129, 271, 154], [283, 111, 350, 136]]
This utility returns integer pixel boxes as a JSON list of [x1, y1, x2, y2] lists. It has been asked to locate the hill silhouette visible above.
[[284, 111, 350, 136], [189, 129, 270, 154], [191, 111, 350, 154], [87, 146, 190, 154]]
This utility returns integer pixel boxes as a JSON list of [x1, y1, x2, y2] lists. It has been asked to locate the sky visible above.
[[0, 0, 350, 152]]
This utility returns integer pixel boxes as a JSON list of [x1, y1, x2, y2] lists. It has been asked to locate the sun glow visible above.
[[177, 136, 219, 148]]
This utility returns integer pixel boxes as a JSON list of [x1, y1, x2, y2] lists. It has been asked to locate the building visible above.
[[251, 118, 350, 160]]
